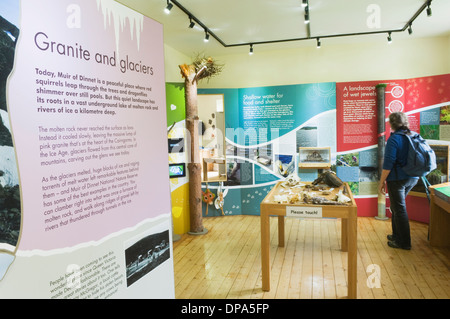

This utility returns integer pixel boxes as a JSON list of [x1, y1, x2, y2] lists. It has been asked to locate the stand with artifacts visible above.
[[260, 171, 358, 299]]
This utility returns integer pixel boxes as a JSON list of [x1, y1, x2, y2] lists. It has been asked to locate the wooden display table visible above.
[[260, 181, 358, 299], [429, 182, 450, 248]]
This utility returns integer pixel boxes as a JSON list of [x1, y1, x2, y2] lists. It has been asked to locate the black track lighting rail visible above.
[[168, 0, 432, 50], [170, 0, 226, 47]]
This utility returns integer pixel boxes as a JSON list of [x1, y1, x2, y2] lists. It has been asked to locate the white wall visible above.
[[163, 44, 190, 83], [189, 35, 450, 89]]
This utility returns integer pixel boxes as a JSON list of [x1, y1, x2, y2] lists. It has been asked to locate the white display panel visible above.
[[0, 0, 174, 298]]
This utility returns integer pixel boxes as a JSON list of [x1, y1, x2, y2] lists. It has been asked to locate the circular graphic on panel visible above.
[[391, 86, 404, 98], [388, 100, 404, 113]]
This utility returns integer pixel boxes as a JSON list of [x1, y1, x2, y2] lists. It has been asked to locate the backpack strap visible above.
[[391, 130, 412, 178], [421, 176, 431, 203]]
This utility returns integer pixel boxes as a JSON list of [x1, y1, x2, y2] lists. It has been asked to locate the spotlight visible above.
[[302, 0, 308, 7], [304, 5, 310, 24], [387, 32, 392, 44], [304, 13, 310, 24], [164, 1, 173, 14], [249, 44, 254, 55], [427, 3, 432, 17], [189, 17, 195, 28], [316, 38, 321, 48], [408, 24, 413, 35], [204, 31, 210, 42]]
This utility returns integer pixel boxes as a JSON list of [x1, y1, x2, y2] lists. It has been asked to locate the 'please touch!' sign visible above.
[[286, 206, 322, 218]]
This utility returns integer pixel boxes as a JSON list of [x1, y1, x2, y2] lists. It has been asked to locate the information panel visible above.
[[0, 0, 174, 298]]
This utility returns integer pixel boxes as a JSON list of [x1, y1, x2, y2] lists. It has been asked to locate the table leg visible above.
[[341, 218, 348, 252], [278, 216, 285, 247], [347, 207, 357, 299], [261, 212, 270, 291]]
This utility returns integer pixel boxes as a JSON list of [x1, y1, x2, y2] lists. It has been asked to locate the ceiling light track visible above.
[[169, 0, 226, 47], [166, 0, 433, 50], [224, 29, 405, 48], [404, 0, 432, 32]]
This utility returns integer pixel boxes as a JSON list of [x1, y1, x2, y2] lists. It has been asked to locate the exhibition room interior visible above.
[[118, 0, 450, 299]]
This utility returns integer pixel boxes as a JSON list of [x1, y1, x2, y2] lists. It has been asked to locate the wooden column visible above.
[[180, 64, 207, 235]]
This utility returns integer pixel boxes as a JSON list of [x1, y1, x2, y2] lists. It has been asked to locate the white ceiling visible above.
[[117, 0, 450, 56]]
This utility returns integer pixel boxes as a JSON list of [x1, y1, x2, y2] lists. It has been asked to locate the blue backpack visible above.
[[395, 131, 437, 177]]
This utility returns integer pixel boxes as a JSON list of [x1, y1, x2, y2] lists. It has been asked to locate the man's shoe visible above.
[[387, 234, 394, 241]]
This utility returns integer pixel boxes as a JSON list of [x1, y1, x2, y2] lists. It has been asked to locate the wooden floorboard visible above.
[[173, 215, 450, 299]]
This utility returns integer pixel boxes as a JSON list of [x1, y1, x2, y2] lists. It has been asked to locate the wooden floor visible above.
[[173, 215, 450, 299]]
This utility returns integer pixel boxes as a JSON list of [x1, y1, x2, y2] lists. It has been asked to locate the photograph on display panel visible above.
[[125, 230, 170, 287]]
